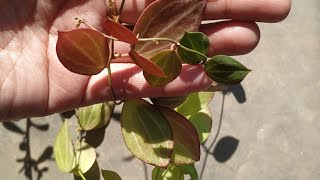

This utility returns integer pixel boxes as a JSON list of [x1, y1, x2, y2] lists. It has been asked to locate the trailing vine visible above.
[[53, 0, 251, 179]]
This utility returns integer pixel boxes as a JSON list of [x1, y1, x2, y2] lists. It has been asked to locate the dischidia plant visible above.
[[53, 0, 251, 179]]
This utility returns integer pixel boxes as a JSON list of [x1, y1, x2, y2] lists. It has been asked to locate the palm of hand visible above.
[[0, 0, 116, 119]]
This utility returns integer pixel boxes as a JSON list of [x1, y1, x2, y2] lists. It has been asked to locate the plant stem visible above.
[[107, 43, 124, 105], [199, 93, 225, 180], [107, 42, 116, 102], [75, 139, 81, 168], [138, 37, 178, 44], [75, 18, 118, 41], [106, 67, 117, 103], [78, 170, 87, 180], [116, 0, 126, 22], [138, 37, 208, 61], [203, 84, 226, 92], [105, 0, 126, 106], [179, 45, 208, 62]]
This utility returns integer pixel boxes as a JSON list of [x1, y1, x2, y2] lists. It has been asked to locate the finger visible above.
[[113, 20, 260, 57], [115, 0, 291, 24], [83, 64, 212, 105], [201, 21, 260, 56], [204, 0, 291, 23]]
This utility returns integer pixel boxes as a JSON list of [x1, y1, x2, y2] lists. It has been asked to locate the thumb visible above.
[[82, 63, 212, 106]]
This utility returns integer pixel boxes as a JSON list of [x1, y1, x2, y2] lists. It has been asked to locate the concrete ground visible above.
[[1, 0, 319, 179]]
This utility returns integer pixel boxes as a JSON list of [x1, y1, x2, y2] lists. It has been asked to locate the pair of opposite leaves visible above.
[[56, 17, 182, 86], [120, 98, 201, 167], [120, 91, 215, 168]]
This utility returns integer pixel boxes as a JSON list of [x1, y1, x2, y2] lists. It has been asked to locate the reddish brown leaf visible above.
[[133, 0, 207, 58], [103, 18, 138, 45], [156, 106, 200, 164], [129, 51, 165, 77], [56, 29, 109, 75]]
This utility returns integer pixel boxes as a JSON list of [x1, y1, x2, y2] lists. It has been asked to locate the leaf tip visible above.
[[104, 18, 138, 45], [129, 51, 166, 77]]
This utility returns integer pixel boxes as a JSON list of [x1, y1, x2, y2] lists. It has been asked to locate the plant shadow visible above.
[[2, 118, 53, 180], [199, 84, 246, 179], [223, 84, 246, 104], [60, 109, 76, 119], [112, 112, 121, 123], [212, 136, 239, 163]]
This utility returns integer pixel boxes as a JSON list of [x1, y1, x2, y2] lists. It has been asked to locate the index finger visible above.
[[115, 0, 291, 24]]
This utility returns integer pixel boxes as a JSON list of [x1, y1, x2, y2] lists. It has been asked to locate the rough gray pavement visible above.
[[1, 0, 319, 179]]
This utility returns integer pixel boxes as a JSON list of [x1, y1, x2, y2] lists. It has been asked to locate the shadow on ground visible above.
[[199, 84, 245, 179], [2, 119, 53, 180]]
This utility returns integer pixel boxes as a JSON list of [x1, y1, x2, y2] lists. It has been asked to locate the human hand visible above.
[[0, 0, 291, 121]]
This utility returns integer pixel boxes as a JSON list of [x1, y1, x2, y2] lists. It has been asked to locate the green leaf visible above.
[[178, 164, 198, 180], [73, 141, 96, 174], [56, 29, 109, 75], [102, 169, 122, 180], [175, 92, 214, 117], [151, 96, 188, 109], [205, 55, 251, 85], [178, 32, 209, 64], [103, 17, 138, 45], [133, 0, 207, 59], [129, 51, 165, 77], [104, 101, 115, 124], [121, 99, 174, 167], [76, 102, 115, 131], [77, 104, 103, 131], [187, 107, 213, 144], [157, 106, 200, 164], [53, 119, 75, 173], [144, 50, 182, 86], [152, 164, 184, 180]]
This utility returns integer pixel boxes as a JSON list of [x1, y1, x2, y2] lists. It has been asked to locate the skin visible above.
[[0, 0, 291, 121]]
